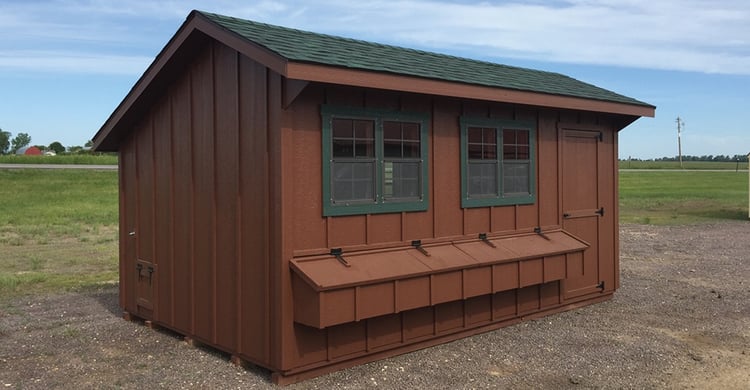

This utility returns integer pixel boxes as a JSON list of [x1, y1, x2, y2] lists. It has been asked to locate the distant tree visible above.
[[48, 141, 65, 154], [84, 140, 93, 148], [10, 132, 31, 154], [34, 145, 48, 152], [68, 145, 84, 154], [0, 129, 10, 154]]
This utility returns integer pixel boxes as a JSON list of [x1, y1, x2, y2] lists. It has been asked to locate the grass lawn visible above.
[[0, 168, 747, 298], [0, 154, 117, 165], [0, 169, 119, 298], [619, 160, 749, 170], [619, 170, 749, 224]]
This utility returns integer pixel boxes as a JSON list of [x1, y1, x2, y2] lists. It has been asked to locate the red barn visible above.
[[92, 11, 654, 384], [16, 146, 42, 155]]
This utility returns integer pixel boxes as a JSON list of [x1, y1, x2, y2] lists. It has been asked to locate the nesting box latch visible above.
[[411, 240, 430, 257], [478, 233, 497, 248], [534, 227, 551, 241], [330, 248, 351, 267]]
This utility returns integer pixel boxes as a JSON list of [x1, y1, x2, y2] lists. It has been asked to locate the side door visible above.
[[561, 128, 604, 299]]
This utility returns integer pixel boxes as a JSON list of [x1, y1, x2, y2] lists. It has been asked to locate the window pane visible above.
[[333, 139, 353, 158], [517, 145, 529, 160], [403, 141, 420, 158], [402, 123, 420, 140], [384, 139, 401, 158], [332, 161, 375, 202], [483, 144, 496, 159], [385, 161, 421, 199], [468, 162, 497, 197], [332, 118, 353, 138], [354, 120, 374, 139], [503, 144, 515, 159], [468, 127, 483, 143], [468, 144, 483, 159], [483, 128, 496, 144], [355, 139, 374, 158], [383, 121, 401, 141], [503, 129, 529, 160], [503, 162, 530, 195]]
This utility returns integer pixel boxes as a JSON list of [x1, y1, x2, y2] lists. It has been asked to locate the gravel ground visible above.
[[1, 222, 748, 389]]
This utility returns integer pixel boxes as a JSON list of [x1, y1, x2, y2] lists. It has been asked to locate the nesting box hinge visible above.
[[534, 227, 551, 241], [478, 233, 497, 248], [411, 240, 430, 257], [330, 248, 351, 267]]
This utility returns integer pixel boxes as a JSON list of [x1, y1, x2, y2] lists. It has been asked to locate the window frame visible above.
[[322, 105, 429, 216], [460, 116, 536, 208]]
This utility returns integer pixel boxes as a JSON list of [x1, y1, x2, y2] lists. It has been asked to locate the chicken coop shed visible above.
[[92, 10, 655, 384]]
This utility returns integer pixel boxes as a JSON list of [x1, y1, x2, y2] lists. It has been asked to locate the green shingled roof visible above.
[[199, 11, 652, 108]]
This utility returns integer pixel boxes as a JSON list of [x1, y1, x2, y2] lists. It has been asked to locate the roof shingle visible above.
[[199, 11, 652, 108]]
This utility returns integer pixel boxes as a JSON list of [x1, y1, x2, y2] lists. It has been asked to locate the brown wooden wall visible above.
[[286, 84, 620, 254], [119, 40, 274, 367], [278, 84, 621, 373]]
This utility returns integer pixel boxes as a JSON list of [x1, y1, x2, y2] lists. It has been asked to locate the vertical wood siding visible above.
[[120, 40, 273, 367], [288, 85, 617, 253]]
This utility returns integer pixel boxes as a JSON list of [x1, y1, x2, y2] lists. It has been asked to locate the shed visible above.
[[92, 10, 655, 384], [16, 146, 42, 155]]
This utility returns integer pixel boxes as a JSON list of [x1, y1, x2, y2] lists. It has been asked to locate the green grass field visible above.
[[619, 160, 749, 170], [0, 169, 119, 298], [619, 170, 748, 224], [0, 166, 747, 298], [0, 154, 117, 165]]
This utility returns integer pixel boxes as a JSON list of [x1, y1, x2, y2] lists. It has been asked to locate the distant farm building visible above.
[[16, 146, 42, 155], [92, 10, 655, 384]]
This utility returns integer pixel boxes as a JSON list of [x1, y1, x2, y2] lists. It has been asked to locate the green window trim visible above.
[[460, 116, 536, 208], [322, 105, 430, 216]]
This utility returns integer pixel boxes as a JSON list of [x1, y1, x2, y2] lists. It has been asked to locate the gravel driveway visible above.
[[1, 222, 748, 389]]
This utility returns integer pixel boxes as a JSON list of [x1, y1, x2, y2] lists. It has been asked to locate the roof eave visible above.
[[287, 62, 655, 118]]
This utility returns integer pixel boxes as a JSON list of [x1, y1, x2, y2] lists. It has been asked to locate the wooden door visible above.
[[561, 129, 604, 299]]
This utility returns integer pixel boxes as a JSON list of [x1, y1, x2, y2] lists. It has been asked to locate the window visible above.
[[322, 106, 429, 216], [460, 117, 535, 207]]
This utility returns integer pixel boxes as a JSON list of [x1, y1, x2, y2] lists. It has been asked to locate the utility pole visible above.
[[676, 117, 684, 169]]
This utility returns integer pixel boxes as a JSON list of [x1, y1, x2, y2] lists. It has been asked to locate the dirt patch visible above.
[[1, 222, 748, 389]]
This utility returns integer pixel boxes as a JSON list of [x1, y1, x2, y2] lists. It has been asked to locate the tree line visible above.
[[626, 154, 749, 162], [0, 128, 94, 155]]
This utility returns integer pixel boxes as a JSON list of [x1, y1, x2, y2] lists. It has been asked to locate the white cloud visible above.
[[1, 0, 749, 75], [0, 51, 151, 75]]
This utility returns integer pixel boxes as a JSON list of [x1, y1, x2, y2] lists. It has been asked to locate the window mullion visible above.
[[496, 126, 503, 198], [375, 118, 384, 204]]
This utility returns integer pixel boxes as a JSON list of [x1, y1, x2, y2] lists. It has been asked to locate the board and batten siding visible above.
[[278, 83, 620, 373], [118, 40, 274, 367], [286, 84, 616, 254]]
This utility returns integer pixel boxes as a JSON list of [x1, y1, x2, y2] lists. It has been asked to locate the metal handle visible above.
[[128, 231, 136, 237]]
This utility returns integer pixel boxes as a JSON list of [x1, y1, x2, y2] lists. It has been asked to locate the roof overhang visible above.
[[93, 11, 654, 152]]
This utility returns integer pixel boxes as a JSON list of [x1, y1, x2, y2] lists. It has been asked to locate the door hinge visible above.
[[598, 132, 603, 142], [596, 281, 605, 291], [595, 207, 605, 216]]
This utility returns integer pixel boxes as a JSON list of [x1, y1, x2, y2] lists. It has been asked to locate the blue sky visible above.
[[1, 0, 748, 159]]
